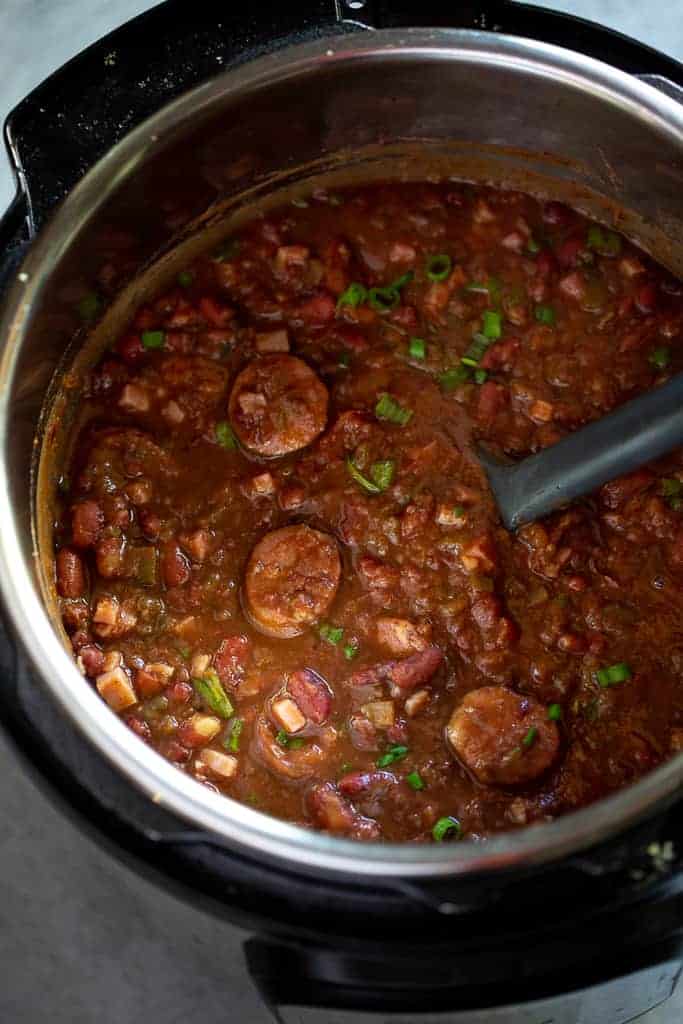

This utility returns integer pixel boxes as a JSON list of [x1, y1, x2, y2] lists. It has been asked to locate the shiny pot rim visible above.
[[1, 28, 682, 880]]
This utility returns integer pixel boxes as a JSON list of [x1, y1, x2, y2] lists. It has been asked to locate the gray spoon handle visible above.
[[480, 373, 683, 530]]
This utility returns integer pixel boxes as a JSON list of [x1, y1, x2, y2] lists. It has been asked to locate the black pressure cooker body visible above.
[[0, 2, 681, 1021]]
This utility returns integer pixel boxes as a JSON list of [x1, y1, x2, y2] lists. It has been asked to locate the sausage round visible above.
[[228, 354, 328, 457], [244, 524, 341, 638], [446, 686, 559, 786]]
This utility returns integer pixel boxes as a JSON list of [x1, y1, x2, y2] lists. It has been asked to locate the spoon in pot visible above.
[[478, 373, 683, 530]]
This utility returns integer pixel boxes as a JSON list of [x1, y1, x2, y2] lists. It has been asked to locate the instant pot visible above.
[[0, 2, 681, 1020]]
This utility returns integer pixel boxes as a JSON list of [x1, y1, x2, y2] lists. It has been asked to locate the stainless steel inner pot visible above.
[[1, 28, 682, 879]]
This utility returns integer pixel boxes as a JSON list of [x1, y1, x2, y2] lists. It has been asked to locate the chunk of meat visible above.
[[446, 686, 559, 786], [287, 668, 333, 725], [375, 617, 432, 655], [56, 548, 86, 598], [307, 782, 380, 840], [228, 354, 329, 457], [159, 355, 228, 402], [213, 635, 250, 687], [347, 646, 443, 697], [244, 525, 341, 638]]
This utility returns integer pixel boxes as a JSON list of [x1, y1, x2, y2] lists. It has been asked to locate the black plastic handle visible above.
[[482, 373, 683, 530]]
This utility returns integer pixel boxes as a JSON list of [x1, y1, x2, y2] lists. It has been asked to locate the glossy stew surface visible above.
[[53, 183, 683, 842]]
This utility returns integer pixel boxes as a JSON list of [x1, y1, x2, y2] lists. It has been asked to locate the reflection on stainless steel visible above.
[[0, 29, 681, 879]]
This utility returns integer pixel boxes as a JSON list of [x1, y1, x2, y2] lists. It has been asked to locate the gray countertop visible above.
[[0, 4, 680, 1022]]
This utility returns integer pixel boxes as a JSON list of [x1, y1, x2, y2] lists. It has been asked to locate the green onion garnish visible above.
[[535, 304, 556, 325], [406, 770, 425, 791], [522, 726, 538, 749], [319, 622, 344, 645], [661, 478, 683, 509], [587, 224, 622, 257], [649, 346, 670, 371], [527, 237, 541, 255], [409, 337, 426, 360], [177, 270, 193, 287], [213, 238, 240, 262], [192, 669, 234, 718], [432, 816, 462, 842], [461, 333, 491, 367], [276, 729, 304, 750], [375, 392, 413, 426], [337, 282, 368, 309], [346, 456, 395, 494], [368, 285, 400, 313], [482, 310, 502, 340], [141, 330, 165, 350], [77, 293, 101, 321], [343, 642, 359, 660], [596, 662, 633, 687], [547, 703, 562, 721], [391, 271, 414, 290], [215, 421, 238, 449], [338, 351, 351, 369], [225, 717, 244, 752], [474, 369, 488, 385], [439, 365, 472, 392], [425, 254, 452, 282], [376, 745, 409, 769]]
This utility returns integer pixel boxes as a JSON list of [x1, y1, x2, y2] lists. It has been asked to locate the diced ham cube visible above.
[[255, 329, 289, 353], [361, 700, 395, 728], [248, 472, 276, 497], [405, 688, 430, 717], [529, 399, 554, 423], [375, 617, 431, 655], [179, 713, 222, 747], [191, 653, 211, 677], [275, 245, 309, 274], [179, 529, 212, 563], [93, 596, 120, 627], [119, 383, 151, 413], [96, 666, 137, 711], [197, 749, 239, 780], [162, 400, 185, 424], [271, 697, 306, 734], [461, 534, 498, 574], [101, 650, 123, 672], [559, 271, 586, 301], [435, 504, 467, 527], [388, 241, 416, 263]]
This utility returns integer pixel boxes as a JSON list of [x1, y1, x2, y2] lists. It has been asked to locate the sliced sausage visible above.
[[307, 782, 381, 840], [446, 686, 559, 786], [244, 524, 341, 638], [287, 669, 333, 725], [228, 354, 328, 457]]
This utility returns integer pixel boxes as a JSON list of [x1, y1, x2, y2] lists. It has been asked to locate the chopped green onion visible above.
[[376, 744, 409, 769], [649, 346, 670, 371], [661, 478, 683, 498], [141, 330, 165, 350], [78, 293, 101, 321], [346, 457, 381, 494], [338, 351, 351, 369], [406, 770, 425, 791], [461, 333, 491, 367], [482, 310, 502, 340], [319, 622, 344, 645], [177, 270, 193, 287], [425, 254, 452, 282], [522, 726, 538, 749], [176, 643, 190, 660], [587, 224, 622, 257], [343, 642, 359, 660], [432, 816, 462, 842], [213, 238, 240, 262], [192, 669, 234, 718], [452, 505, 466, 518], [135, 546, 158, 586], [370, 460, 396, 491], [391, 271, 414, 290], [368, 285, 400, 313], [337, 282, 368, 309], [439, 365, 472, 392], [225, 717, 244, 752], [409, 337, 426, 360], [215, 421, 238, 449], [535, 304, 556, 325], [527, 237, 541, 255], [375, 392, 413, 426], [473, 369, 488, 385], [339, 761, 353, 774], [276, 729, 304, 750], [596, 662, 633, 687], [547, 703, 562, 721]]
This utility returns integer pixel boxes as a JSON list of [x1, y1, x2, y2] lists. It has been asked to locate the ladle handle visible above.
[[483, 373, 683, 530]]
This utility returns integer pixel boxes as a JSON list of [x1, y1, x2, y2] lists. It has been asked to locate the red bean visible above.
[[57, 548, 86, 598]]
